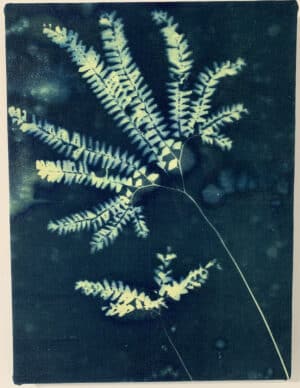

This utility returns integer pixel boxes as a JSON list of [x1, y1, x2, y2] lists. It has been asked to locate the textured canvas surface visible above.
[[6, 1, 297, 383]]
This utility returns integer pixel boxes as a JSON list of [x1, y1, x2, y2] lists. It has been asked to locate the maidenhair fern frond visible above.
[[152, 11, 193, 82], [47, 194, 130, 235], [189, 58, 246, 129], [36, 159, 138, 193], [48, 193, 146, 252], [159, 258, 217, 301], [153, 249, 177, 288], [152, 10, 194, 139], [98, 12, 167, 139], [75, 279, 166, 318], [76, 248, 219, 318], [8, 106, 145, 177], [199, 104, 248, 151], [90, 204, 135, 252], [8, 10, 247, 251]]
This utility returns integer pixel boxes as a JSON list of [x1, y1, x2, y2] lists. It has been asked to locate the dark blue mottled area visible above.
[[6, 1, 297, 383]]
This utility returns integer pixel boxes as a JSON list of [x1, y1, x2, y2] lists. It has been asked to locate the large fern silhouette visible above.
[[8, 10, 289, 379], [8, 11, 247, 252]]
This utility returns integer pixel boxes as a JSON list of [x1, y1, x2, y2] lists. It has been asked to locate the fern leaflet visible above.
[[199, 104, 248, 150], [131, 206, 149, 238], [90, 205, 135, 252], [8, 106, 147, 177], [36, 159, 139, 194], [48, 195, 130, 235], [152, 10, 194, 138], [189, 58, 246, 129]]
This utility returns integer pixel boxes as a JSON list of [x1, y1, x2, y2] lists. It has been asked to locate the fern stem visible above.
[[181, 190, 290, 379], [178, 164, 186, 192], [178, 134, 289, 378], [159, 315, 193, 381]]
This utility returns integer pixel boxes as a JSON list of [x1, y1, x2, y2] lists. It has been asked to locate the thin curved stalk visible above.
[[178, 136, 289, 378], [159, 315, 193, 381], [182, 190, 290, 379]]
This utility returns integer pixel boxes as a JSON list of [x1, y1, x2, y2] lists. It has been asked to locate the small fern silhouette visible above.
[[8, 9, 289, 380], [75, 248, 219, 318]]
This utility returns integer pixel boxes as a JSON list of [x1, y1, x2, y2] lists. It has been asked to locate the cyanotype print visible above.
[[6, 1, 297, 383]]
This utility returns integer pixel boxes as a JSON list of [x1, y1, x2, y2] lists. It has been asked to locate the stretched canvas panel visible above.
[[5, 1, 297, 383]]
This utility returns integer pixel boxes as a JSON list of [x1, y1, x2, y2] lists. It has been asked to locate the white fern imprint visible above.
[[8, 9, 289, 379]]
